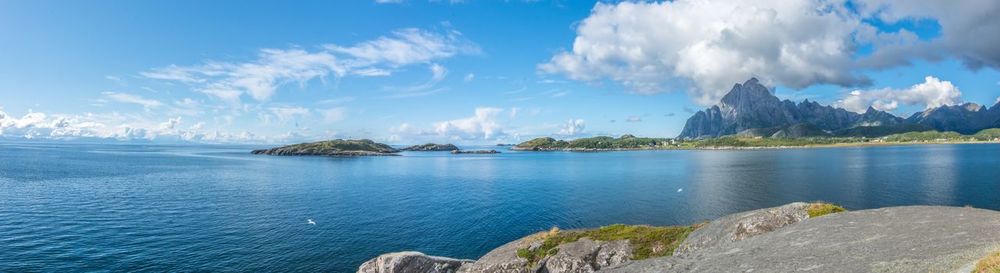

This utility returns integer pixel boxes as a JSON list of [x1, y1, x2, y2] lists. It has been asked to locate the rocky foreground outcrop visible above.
[[358, 252, 473, 273], [357, 203, 1000, 273]]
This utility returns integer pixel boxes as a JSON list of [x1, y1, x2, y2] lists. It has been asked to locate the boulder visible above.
[[457, 235, 539, 273], [538, 238, 633, 273], [357, 252, 473, 273], [673, 202, 810, 255]]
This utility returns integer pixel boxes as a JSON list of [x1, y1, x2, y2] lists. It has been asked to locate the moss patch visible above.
[[806, 202, 847, 218], [976, 250, 1000, 273], [515, 224, 699, 266]]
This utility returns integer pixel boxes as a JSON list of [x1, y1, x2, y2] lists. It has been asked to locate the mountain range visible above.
[[679, 78, 1000, 139]]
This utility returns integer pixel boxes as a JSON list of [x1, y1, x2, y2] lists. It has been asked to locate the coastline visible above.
[[510, 140, 1000, 152]]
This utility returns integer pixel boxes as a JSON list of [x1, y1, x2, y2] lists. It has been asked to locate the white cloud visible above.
[[385, 108, 515, 143], [190, 122, 205, 131], [326, 28, 479, 67], [625, 116, 642, 123], [0, 107, 309, 143], [434, 107, 505, 140], [464, 73, 475, 82], [375, 0, 403, 4], [144, 28, 477, 102], [557, 119, 586, 136], [268, 106, 311, 122], [541, 1, 1000, 106], [159, 117, 182, 130], [540, 0, 868, 105], [835, 76, 963, 113], [320, 107, 347, 123], [102, 92, 162, 109]]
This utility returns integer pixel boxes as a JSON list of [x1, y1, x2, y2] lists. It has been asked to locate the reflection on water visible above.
[[0, 143, 998, 272]]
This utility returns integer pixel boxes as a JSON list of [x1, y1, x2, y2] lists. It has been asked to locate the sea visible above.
[[2, 142, 999, 272]]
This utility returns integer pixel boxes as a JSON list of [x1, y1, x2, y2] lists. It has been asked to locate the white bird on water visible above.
[[677, 188, 683, 193], [307, 219, 316, 225]]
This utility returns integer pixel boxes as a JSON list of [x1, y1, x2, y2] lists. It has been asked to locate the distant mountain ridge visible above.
[[679, 78, 1000, 138]]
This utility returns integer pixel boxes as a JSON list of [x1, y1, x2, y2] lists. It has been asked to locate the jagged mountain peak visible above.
[[719, 77, 776, 107], [962, 103, 984, 112]]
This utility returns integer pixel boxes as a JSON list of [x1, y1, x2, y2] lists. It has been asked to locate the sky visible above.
[[1, 0, 999, 144]]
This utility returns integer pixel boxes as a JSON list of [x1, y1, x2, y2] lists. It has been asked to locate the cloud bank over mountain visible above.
[[541, 0, 1000, 106]]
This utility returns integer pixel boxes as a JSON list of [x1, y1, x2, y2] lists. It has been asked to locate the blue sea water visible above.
[[1, 142, 999, 272]]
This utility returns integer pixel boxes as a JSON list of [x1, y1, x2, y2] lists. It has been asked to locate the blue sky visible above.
[[1, 0, 999, 144]]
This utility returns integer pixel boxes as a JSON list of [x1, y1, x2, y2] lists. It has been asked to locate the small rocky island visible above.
[[358, 202, 1000, 273], [251, 139, 400, 156], [451, 149, 501, 154], [401, 143, 460, 151]]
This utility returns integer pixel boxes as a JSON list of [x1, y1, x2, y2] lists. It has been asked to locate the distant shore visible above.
[[511, 140, 1000, 152]]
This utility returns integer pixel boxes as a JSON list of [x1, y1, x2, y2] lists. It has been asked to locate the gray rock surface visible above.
[[358, 251, 473, 273], [457, 235, 539, 273], [906, 102, 1000, 134], [674, 202, 811, 255], [601, 206, 1000, 273], [538, 238, 633, 273]]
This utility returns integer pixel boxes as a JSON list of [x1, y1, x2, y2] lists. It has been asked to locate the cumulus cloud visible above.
[[434, 107, 505, 140], [0, 108, 318, 144], [835, 76, 963, 113], [386, 107, 514, 142], [143, 28, 478, 102], [557, 119, 585, 137], [541, 1, 1000, 106]]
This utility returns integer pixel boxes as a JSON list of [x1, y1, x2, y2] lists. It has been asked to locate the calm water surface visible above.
[[1, 143, 999, 272]]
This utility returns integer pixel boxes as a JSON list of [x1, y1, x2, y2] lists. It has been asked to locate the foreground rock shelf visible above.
[[358, 203, 1000, 273]]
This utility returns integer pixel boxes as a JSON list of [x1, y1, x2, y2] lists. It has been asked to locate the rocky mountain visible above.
[[679, 78, 1000, 138], [905, 103, 998, 134]]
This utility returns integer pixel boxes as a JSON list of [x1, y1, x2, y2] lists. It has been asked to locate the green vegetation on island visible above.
[[400, 143, 459, 151], [513, 128, 1000, 151], [512, 134, 674, 151], [251, 139, 400, 156]]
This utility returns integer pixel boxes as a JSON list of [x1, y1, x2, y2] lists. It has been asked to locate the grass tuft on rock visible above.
[[806, 202, 847, 218], [976, 250, 1000, 273], [516, 224, 699, 266]]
